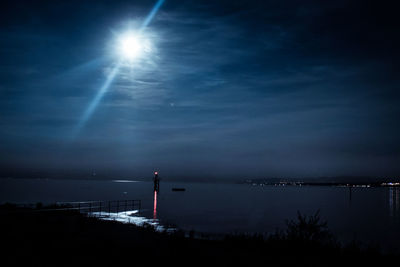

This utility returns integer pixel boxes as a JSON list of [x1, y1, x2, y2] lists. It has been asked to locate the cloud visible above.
[[1, 0, 399, 178]]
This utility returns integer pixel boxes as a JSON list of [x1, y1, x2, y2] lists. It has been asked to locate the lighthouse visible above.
[[153, 171, 160, 192]]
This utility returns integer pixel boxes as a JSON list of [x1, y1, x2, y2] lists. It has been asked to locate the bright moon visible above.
[[117, 32, 150, 61]]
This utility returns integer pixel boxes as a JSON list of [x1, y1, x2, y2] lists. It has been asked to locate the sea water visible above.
[[1, 178, 399, 251]]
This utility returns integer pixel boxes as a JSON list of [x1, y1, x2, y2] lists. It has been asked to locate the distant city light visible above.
[[382, 182, 400, 186]]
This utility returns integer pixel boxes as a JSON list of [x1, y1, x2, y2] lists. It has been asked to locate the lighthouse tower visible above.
[[153, 171, 160, 192]]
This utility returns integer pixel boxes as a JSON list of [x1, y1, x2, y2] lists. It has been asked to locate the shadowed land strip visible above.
[[1, 204, 398, 267]]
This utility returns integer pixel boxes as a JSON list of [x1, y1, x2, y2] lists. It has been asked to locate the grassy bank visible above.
[[1, 204, 397, 266]]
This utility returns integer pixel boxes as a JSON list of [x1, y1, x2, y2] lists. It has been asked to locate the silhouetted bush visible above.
[[285, 210, 334, 244]]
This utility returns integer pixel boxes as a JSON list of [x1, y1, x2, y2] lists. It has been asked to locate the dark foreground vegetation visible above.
[[1, 204, 398, 267]]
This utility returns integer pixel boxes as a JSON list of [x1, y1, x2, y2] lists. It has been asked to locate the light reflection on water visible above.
[[89, 210, 170, 232], [153, 190, 158, 220], [389, 187, 400, 219]]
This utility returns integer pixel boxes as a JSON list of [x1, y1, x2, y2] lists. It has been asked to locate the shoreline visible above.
[[1, 203, 399, 266]]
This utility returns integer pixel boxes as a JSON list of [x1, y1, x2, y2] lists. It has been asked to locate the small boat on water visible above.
[[172, 188, 186, 192]]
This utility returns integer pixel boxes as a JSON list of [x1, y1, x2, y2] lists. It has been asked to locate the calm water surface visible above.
[[1, 178, 399, 251]]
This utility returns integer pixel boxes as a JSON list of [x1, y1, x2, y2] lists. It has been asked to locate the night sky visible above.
[[1, 0, 399, 180]]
